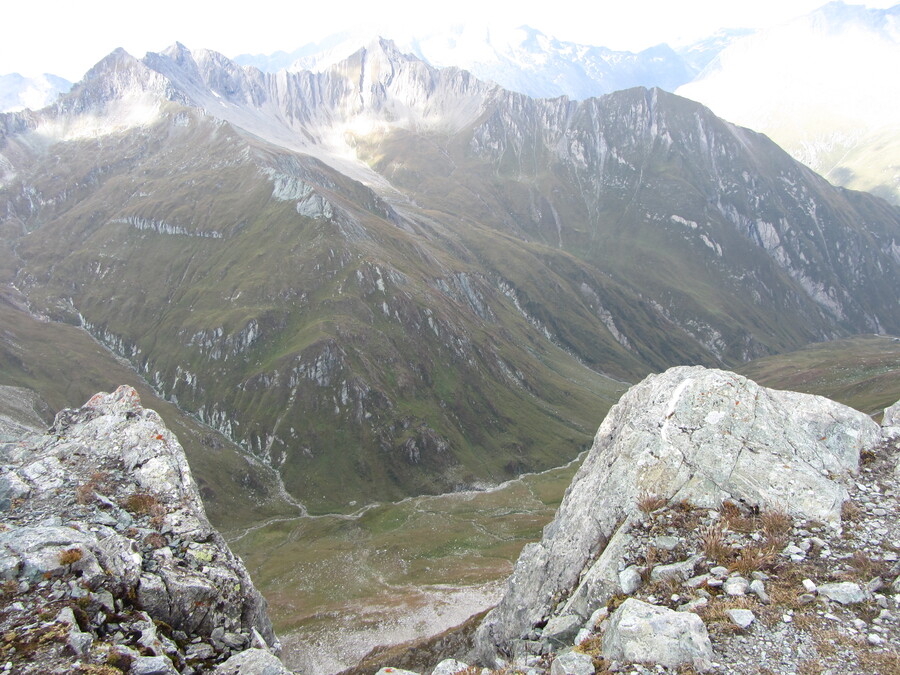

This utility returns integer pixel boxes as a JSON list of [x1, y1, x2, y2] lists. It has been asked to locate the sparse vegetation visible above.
[[841, 500, 862, 521], [58, 547, 83, 566], [698, 522, 730, 562], [122, 492, 162, 516], [730, 543, 778, 576], [75, 471, 109, 505], [760, 506, 792, 539], [638, 492, 668, 514]]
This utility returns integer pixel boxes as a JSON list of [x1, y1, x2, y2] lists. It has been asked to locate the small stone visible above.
[[710, 566, 729, 578], [723, 576, 749, 596], [802, 579, 817, 593], [751, 571, 769, 581], [589, 606, 609, 628], [798, 593, 816, 605], [574, 628, 592, 645], [819, 582, 865, 605], [185, 642, 216, 661], [222, 632, 248, 650], [543, 614, 584, 648], [601, 598, 713, 672], [131, 656, 179, 675], [619, 566, 642, 595], [651, 556, 700, 583], [868, 633, 884, 645], [726, 609, 755, 629], [867, 577, 884, 594], [653, 536, 680, 551], [550, 651, 595, 675], [686, 574, 710, 589], [853, 618, 867, 631], [749, 579, 770, 604], [215, 649, 291, 674], [432, 660, 470, 675]]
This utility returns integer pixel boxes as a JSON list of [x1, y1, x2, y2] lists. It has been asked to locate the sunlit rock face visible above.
[[474, 366, 882, 662]]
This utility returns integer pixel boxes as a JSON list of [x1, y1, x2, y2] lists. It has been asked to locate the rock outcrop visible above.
[[474, 365, 886, 663], [0, 386, 289, 673]]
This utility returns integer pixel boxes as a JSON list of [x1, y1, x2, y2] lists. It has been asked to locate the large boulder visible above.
[[601, 598, 714, 672], [474, 366, 881, 662]]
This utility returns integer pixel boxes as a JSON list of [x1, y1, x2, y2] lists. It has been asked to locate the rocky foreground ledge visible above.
[[372, 366, 900, 675], [0, 386, 291, 674], [466, 365, 900, 673]]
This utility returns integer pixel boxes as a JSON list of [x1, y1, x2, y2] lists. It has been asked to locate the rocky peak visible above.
[[0, 385, 289, 673], [473, 366, 894, 664]]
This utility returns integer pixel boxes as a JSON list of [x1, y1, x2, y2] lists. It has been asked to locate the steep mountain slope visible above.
[[678, 1, 900, 204], [1, 41, 898, 513]]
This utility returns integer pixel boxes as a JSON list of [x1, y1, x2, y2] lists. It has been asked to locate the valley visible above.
[[1, 26, 899, 674]]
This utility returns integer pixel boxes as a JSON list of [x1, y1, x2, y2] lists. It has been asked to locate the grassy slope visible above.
[[0, 292, 298, 531], [738, 334, 900, 420], [2, 112, 629, 513]]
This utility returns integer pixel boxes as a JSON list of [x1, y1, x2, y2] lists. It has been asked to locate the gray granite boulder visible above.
[[475, 366, 881, 662], [601, 598, 714, 672]]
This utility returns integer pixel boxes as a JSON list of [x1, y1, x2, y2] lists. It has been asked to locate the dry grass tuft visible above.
[[641, 546, 662, 582], [841, 499, 862, 521], [857, 648, 900, 675], [698, 522, 731, 562], [721, 500, 757, 533], [75, 471, 109, 505], [122, 492, 163, 516], [760, 506, 792, 538], [841, 550, 890, 581], [731, 543, 778, 576], [638, 492, 668, 514], [58, 547, 83, 566], [797, 660, 825, 675], [143, 532, 168, 550], [575, 634, 611, 672]]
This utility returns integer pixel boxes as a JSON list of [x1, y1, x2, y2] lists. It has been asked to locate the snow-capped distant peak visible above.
[[0, 73, 72, 112]]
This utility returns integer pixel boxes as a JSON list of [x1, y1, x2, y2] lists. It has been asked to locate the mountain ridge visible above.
[[1, 39, 898, 512]]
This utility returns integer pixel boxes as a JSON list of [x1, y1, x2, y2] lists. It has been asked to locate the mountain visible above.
[[236, 24, 714, 100], [0, 72, 71, 112], [677, 1, 900, 204], [2, 40, 899, 514]]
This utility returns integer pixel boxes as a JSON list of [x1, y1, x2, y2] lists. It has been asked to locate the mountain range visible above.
[[5, 3, 897, 203], [233, 23, 743, 101], [1, 36, 899, 513]]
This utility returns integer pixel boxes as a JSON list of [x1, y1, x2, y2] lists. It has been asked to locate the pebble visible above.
[[726, 609, 755, 629], [749, 579, 770, 603]]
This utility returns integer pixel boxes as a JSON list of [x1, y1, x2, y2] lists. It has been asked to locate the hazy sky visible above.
[[4, 0, 897, 81]]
